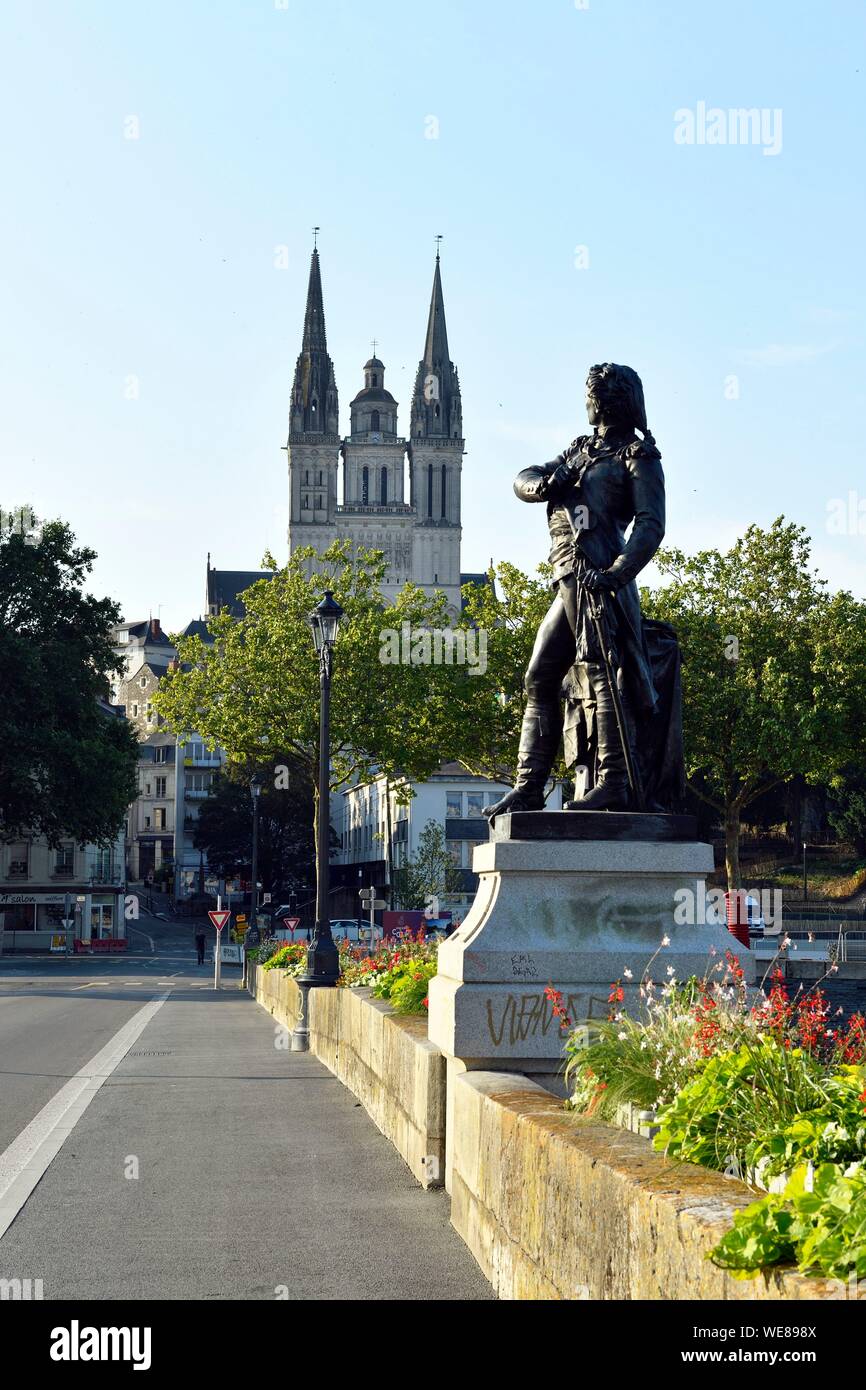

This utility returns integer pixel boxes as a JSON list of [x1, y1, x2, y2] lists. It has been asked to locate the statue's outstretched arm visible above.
[[513, 459, 559, 503]]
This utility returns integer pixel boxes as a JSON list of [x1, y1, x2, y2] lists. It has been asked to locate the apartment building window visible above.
[[139, 676, 147, 689], [155, 777, 167, 797], [154, 808, 167, 830], [466, 794, 485, 819], [54, 843, 75, 876], [92, 848, 112, 881], [8, 842, 29, 878], [446, 793, 462, 818]]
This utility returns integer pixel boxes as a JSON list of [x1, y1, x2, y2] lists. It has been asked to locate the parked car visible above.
[[330, 918, 369, 943]]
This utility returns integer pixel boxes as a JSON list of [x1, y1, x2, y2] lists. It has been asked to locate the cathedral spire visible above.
[[301, 247, 328, 355], [422, 253, 450, 370], [411, 250, 462, 441], [289, 243, 339, 439]]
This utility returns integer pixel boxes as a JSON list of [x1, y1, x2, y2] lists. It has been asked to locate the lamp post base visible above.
[[290, 981, 312, 1051], [290, 976, 339, 1051]]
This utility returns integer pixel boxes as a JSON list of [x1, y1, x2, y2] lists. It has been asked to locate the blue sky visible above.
[[1, 0, 864, 631]]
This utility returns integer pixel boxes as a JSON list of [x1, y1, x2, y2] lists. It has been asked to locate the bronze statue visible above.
[[484, 363, 684, 820]]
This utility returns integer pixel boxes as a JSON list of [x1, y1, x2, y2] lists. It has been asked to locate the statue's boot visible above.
[[565, 704, 630, 811], [482, 701, 561, 820]]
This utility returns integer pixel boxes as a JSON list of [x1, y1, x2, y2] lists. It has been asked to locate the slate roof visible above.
[[206, 565, 276, 618]]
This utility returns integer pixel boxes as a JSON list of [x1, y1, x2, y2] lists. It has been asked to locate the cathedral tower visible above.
[[340, 354, 414, 599], [286, 246, 340, 567], [408, 251, 464, 609]]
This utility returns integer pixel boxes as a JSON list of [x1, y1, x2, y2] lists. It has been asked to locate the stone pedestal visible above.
[[428, 812, 753, 1090]]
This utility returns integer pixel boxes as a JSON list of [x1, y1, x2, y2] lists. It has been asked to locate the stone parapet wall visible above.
[[449, 1070, 852, 1301]]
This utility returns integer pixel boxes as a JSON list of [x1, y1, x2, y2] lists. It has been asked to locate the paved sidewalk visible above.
[[0, 983, 494, 1300]]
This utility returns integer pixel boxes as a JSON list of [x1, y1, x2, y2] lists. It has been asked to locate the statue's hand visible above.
[[583, 566, 619, 594], [545, 460, 577, 499]]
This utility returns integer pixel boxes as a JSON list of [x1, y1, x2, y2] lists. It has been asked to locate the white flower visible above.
[[666, 965, 675, 977], [618, 1031, 628, 1040], [623, 967, 633, 979], [661, 935, 671, 948]]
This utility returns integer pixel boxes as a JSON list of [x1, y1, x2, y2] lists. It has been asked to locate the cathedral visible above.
[[285, 245, 471, 612]]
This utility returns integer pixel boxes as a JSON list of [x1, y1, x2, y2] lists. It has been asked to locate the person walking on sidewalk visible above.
[[194, 925, 206, 965]]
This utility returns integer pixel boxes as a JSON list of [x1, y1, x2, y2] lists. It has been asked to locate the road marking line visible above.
[[0, 991, 170, 1241], [127, 925, 155, 953]]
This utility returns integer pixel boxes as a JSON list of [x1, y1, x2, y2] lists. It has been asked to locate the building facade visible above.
[[0, 831, 126, 952], [110, 620, 226, 897], [337, 767, 563, 921], [286, 248, 466, 611]]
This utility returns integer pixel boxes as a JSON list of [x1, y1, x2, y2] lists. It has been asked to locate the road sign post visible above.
[[359, 888, 384, 948], [209, 903, 231, 989]]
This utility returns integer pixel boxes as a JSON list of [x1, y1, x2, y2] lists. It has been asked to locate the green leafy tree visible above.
[[391, 819, 463, 910], [193, 759, 317, 898], [0, 513, 138, 846], [156, 541, 467, 885], [449, 561, 562, 785], [827, 766, 866, 856], [643, 518, 866, 889]]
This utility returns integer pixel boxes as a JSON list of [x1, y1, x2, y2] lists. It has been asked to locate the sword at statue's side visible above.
[[564, 513, 646, 813]]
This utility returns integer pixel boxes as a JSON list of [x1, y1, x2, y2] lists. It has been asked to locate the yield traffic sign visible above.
[[283, 917, 301, 932], [208, 910, 231, 933]]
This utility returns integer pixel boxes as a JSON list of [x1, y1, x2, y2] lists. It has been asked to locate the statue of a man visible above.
[[484, 362, 682, 819]]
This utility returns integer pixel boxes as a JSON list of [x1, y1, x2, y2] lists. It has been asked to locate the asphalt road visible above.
[[0, 919, 493, 1300]]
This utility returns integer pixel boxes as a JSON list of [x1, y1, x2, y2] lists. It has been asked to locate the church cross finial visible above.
[[312, 225, 320, 250], [435, 234, 443, 260], [371, 337, 378, 358]]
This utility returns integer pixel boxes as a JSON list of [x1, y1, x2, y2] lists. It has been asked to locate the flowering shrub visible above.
[[261, 941, 308, 975], [561, 934, 866, 1279], [260, 929, 439, 1014]]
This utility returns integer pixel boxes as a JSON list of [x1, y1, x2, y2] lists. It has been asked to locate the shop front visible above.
[[0, 889, 126, 953]]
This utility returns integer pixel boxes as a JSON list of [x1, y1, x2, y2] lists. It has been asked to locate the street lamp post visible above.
[[292, 590, 343, 1051], [243, 772, 264, 990], [250, 772, 263, 925]]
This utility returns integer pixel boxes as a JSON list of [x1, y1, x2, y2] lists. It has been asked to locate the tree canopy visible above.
[[192, 758, 316, 899], [0, 516, 138, 846], [156, 541, 470, 839], [642, 518, 866, 887]]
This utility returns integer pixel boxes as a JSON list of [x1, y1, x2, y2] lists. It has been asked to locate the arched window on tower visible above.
[[371, 374, 378, 387], [441, 465, 447, 518], [380, 467, 388, 505], [362, 466, 369, 504], [427, 464, 433, 518], [370, 410, 380, 432]]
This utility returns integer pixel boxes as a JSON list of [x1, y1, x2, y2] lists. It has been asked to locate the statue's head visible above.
[[585, 363, 647, 432]]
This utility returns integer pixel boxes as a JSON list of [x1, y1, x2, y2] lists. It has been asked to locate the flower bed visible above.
[[561, 938, 866, 1284], [259, 930, 439, 1015]]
